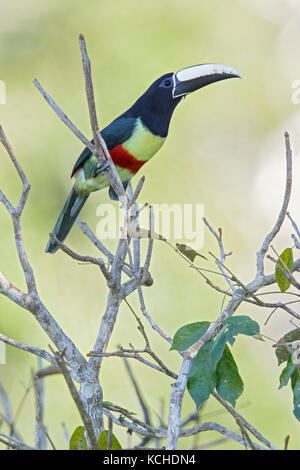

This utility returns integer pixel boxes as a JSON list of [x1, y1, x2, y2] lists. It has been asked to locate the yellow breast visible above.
[[122, 118, 165, 162]]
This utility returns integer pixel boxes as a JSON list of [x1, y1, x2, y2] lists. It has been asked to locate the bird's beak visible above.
[[172, 63, 241, 98]]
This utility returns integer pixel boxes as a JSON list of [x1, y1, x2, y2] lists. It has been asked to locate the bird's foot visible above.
[[95, 160, 110, 176]]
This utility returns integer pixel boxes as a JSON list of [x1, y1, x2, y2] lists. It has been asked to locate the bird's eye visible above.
[[158, 77, 173, 89]]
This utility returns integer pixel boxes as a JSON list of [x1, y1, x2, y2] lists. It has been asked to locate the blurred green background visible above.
[[1, 0, 300, 450]]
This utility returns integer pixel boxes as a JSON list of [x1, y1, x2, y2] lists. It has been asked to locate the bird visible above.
[[45, 63, 241, 253]]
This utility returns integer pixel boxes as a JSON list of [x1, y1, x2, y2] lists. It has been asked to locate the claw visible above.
[[94, 160, 110, 176]]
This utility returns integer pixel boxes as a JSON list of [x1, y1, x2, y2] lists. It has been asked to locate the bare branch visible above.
[[203, 218, 235, 292], [287, 212, 300, 247], [0, 333, 54, 365], [35, 366, 61, 379], [0, 125, 30, 214], [51, 348, 99, 450], [89, 347, 172, 377], [33, 358, 47, 450], [123, 358, 151, 427], [0, 430, 34, 450], [142, 206, 154, 282], [33, 79, 95, 153], [129, 176, 145, 208], [256, 132, 292, 277], [166, 357, 191, 449], [107, 417, 113, 450], [78, 34, 126, 202], [103, 408, 266, 449], [138, 287, 172, 344], [78, 33, 103, 157], [76, 218, 133, 278], [212, 391, 277, 450], [49, 233, 111, 281], [0, 127, 36, 295], [0, 373, 22, 443]]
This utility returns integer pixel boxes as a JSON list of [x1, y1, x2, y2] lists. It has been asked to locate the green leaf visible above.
[[98, 431, 122, 450], [186, 317, 258, 409], [216, 345, 244, 407], [171, 321, 210, 351], [290, 367, 300, 422], [275, 329, 300, 365], [279, 355, 296, 389], [69, 426, 87, 450], [176, 243, 208, 262], [210, 330, 228, 368], [275, 248, 293, 293], [279, 363, 300, 422], [187, 341, 216, 407], [222, 316, 260, 345], [292, 378, 300, 422]]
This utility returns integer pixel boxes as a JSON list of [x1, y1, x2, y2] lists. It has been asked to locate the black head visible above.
[[124, 73, 180, 137], [125, 64, 241, 137]]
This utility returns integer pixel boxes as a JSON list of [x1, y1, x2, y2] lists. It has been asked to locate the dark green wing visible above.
[[71, 117, 137, 177]]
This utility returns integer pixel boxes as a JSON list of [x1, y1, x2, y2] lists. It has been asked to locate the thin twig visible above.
[[49, 233, 111, 281], [212, 391, 277, 449], [33, 358, 46, 450], [0, 334, 54, 365], [256, 132, 292, 277], [107, 417, 113, 450]]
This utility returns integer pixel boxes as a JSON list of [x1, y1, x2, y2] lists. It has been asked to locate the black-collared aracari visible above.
[[46, 63, 241, 253]]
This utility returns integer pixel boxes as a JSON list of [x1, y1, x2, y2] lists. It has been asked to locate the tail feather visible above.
[[45, 188, 89, 254]]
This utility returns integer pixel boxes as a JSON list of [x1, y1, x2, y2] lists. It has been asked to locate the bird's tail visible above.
[[45, 188, 89, 254]]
